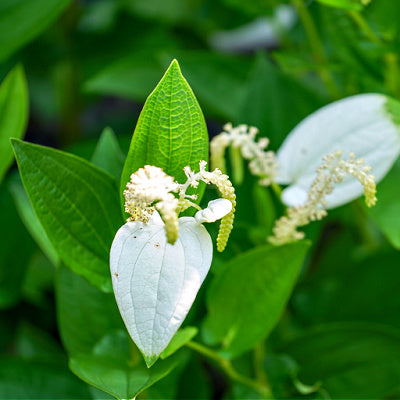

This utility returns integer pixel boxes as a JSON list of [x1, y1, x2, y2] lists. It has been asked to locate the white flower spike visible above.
[[110, 162, 235, 367], [276, 94, 400, 209]]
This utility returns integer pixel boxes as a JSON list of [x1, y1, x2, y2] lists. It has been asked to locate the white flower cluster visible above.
[[124, 161, 236, 250], [210, 123, 278, 186], [269, 150, 377, 245]]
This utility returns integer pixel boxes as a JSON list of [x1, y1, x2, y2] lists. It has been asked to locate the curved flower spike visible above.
[[276, 94, 400, 208]]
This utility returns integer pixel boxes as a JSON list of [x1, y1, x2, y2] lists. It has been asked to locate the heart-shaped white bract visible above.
[[276, 94, 400, 209], [110, 212, 212, 367]]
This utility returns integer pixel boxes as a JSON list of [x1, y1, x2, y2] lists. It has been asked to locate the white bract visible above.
[[276, 94, 400, 208], [110, 163, 235, 367]]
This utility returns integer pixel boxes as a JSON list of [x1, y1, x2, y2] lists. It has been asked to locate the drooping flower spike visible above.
[[269, 150, 377, 245], [111, 161, 235, 367]]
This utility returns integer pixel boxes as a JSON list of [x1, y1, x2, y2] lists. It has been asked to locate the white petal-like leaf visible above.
[[110, 215, 212, 367], [276, 94, 400, 208], [194, 198, 232, 223]]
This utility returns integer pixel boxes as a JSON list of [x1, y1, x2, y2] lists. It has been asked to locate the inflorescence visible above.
[[210, 123, 278, 186], [124, 161, 236, 251], [269, 150, 377, 245]]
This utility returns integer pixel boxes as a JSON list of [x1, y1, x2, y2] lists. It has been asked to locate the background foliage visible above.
[[1, 0, 400, 399]]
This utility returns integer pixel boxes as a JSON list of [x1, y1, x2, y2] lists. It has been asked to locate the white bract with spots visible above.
[[110, 163, 235, 367]]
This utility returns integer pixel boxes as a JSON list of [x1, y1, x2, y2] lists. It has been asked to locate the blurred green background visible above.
[[1, 0, 400, 398]]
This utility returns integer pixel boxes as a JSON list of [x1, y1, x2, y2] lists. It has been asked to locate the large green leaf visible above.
[[12, 139, 122, 292], [283, 322, 400, 399], [0, 179, 36, 309], [0, 65, 28, 182], [55, 265, 124, 356], [120, 59, 209, 212], [238, 53, 325, 150], [0, 0, 71, 62], [0, 356, 91, 399], [368, 158, 400, 249], [69, 330, 184, 399], [293, 239, 400, 328], [202, 241, 310, 358]]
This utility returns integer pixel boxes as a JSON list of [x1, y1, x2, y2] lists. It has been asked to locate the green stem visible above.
[[253, 341, 271, 390], [291, 0, 340, 98], [384, 53, 400, 98], [186, 341, 273, 398], [270, 181, 283, 200], [347, 10, 381, 43]]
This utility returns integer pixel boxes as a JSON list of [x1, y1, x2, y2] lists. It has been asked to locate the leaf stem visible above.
[[186, 341, 273, 398], [270, 181, 283, 199], [347, 10, 380, 43], [291, 0, 340, 98]]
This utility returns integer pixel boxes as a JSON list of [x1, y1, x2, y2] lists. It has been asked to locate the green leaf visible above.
[[293, 240, 400, 328], [69, 330, 184, 399], [0, 0, 71, 62], [283, 322, 400, 398], [160, 327, 198, 360], [238, 53, 325, 150], [84, 53, 162, 102], [56, 265, 123, 356], [0, 65, 28, 182], [91, 127, 125, 182], [316, 0, 364, 11], [9, 176, 60, 266], [120, 59, 209, 212], [0, 356, 91, 399], [12, 139, 122, 292], [368, 158, 400, 248], [202, 241, 310, 358], [0, 179, 36, 309]]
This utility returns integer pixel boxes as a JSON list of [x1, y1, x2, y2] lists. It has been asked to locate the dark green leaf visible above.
[[368, 158, 400, 248], [0, 65, 28, 182], [84, 53, 161, 102], [56, 265, 123, 356], [91, 127, 125, 182], [120, 59, 209, 212], [283, 322, 400, 399], [202, 241, 310, 358], [238, 53, 325, 150], [0, 179, 36, 309], [0, 356, 91, 399], [0, 0, 71, 62], [293, 244, 400, 329], [9, 176, 60, 266], [12, 139, 122, 292], [69, 330, 183, 399]]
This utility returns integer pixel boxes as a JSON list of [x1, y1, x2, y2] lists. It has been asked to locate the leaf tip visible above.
[[144, 354, 159, 368]]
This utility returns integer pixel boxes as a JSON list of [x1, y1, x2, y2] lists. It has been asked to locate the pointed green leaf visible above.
[[12, 139, 122, 292], [160, 327, 198, 360], [0, 65, 28, 182], [203, 241, 310, 358], [120, 59, 209, 213], [0, 0, 71, 62], [91, 127, 125, 182], [69, 330, 183, 399]]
